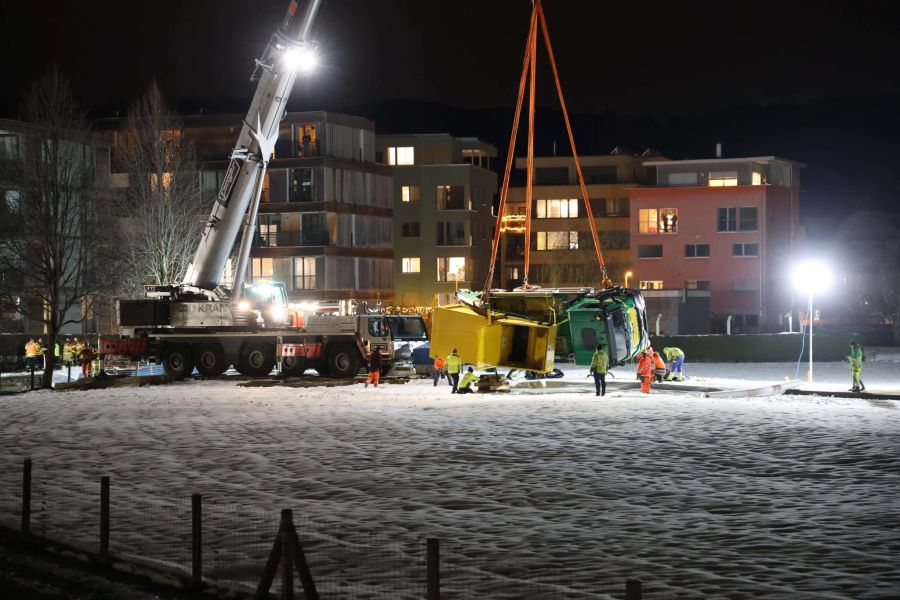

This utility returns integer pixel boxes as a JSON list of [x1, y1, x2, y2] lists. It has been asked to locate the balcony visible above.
[[254, 230, 330, 248]]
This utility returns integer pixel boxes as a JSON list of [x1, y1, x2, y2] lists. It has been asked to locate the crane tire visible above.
[[326, 343, 362, 379], [195, 343, 228, 376], [281, 355, 308, 377], [161, 344, 194, 379], [236, 342, 275, 377]]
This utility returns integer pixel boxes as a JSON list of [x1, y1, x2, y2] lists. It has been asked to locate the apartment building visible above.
[[500, 151, 663, 289], [375, 134, 497, 306], [630, 156, 803, 332], [186, 111, 394, 303]]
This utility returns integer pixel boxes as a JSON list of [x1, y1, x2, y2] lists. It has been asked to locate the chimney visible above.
[[715, 142, 723, 158]]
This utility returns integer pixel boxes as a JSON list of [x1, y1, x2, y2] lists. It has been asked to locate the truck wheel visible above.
[[281, 355, 307, 376], [195, 343, 228, 376], [326, 343, 362, 379], [162, 344, 194, 379], [237, 343, 275, 376]]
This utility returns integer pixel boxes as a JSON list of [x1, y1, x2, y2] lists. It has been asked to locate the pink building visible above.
[[630, 156, 803, 333]]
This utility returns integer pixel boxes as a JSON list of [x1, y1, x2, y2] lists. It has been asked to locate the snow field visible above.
[[1, 361, 899, 598]]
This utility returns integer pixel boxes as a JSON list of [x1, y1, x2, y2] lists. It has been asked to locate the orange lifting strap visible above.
[[483, 1, 611, 302]]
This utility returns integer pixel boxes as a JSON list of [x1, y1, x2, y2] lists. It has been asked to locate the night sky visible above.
[[2, 0, 899, 216]]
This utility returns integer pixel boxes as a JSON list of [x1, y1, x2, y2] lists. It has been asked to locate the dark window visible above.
[[582, 165, 618, 184], [401, 222, 420, 237], [637, 244, 663, 258], [289, 168, 314, 202], [436, 221, 468, 246], [739, 207, 758, 231], [535, 167, 568, 185], [301, 213, 328, 245], [437, 185, 467, 210], [732, 243, 759, 257], [685, 244, 710, 258], [717, 207, 737, 232], [685, 280, 710, 290]]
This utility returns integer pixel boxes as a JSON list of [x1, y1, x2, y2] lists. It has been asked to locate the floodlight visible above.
[[282, 45, 318, 73], [792, 261, 832, 295]]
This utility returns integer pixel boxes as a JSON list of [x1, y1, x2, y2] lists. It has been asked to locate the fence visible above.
[[0, 457, 651, 599]]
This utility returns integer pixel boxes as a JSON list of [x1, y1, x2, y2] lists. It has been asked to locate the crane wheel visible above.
[[161, 344, 195, 379], [195, 343, 228, 376], [236, 343, 275, 376], [325, 343, 362, 379], [281, 355, 307, 377]]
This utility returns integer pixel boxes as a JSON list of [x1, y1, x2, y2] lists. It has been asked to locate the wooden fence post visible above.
[[192, 494, 202, 589], [426, 538, 440, 600], [100, 476, 110, 556], [21, 458, 32, 533], [625, 579, 643, 600]]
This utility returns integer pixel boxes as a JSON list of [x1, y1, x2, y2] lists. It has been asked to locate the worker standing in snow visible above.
[[446, 348, 462, 393], [663, 347, 686, 382], [651, 350, 667, 382], [79, 343, 95, 379], [637, 350, 653, 394], [847, 340, 865, 392], [24, 339, 36, 369], [365, 347, 383, 388], [34, 338, 45, 370], [432, 356, 447, 387], [589, 344, 609, 397], [456, 366, 478, 394]]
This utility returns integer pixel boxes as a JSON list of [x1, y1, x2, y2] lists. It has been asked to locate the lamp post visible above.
[[792, 261, 832, 383], [624, 271, 633, 289]]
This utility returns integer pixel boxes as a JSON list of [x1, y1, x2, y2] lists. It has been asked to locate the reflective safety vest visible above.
[[663, 347, 684, 360], [25, 342, 36, 357], [590, 350, 609, 374], [445, 353, 462, 374], [34, 343, 44, 357], [459, 372, 478, 389]]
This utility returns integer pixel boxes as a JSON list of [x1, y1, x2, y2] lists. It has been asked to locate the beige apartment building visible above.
[[500, 151, 665, 289], [375, 134, 497, 306]]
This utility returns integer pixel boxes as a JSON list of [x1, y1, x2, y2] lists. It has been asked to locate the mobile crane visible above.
[[102, 0, 428, 379]]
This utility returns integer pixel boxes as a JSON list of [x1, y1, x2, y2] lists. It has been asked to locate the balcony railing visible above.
[[254, 231, 330, 248]]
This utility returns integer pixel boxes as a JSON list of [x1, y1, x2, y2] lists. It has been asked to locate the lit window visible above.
[[659, 208, 678, 233], [733, 243, 759, 257], [639, 280, 664, 290], [685, 280, 710, 290], [685, 244, 710, 258], [709, 171, 738, 186], [401, 185, 420, 202], [536, 199, 578, 218], [252, 257, 274, 280], [437, 257, 466, 282], [402, 257, 421, 273], [293, 256, 317, 289], [752, 171, 763, 185], [507, 267, 519, 280], [387, 146, 414, 166], [536, 231, 578, 250], [639, 209, 659, 233]]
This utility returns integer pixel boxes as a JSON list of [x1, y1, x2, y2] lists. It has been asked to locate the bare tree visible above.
[[113, 82, 205, 297], [0, 67, 118, 387]]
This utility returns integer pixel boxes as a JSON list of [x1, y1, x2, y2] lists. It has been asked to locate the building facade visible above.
[[629, 156, 803, 333], [375, 134, 497, 306], [500, 152, 662, 289], [185, 111, 394, 303]]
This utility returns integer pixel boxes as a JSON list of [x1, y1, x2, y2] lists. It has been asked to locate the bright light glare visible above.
[[792, 261, 832, 295], [270, 305, 287, 322], [282, 46, 317, 73], [237, 300, 251, 312]]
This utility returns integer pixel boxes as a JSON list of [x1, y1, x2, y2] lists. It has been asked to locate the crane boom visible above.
[[181, 0, 323, 293]]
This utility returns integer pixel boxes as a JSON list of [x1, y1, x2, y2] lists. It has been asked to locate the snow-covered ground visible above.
[[1, 361, 899, 598]]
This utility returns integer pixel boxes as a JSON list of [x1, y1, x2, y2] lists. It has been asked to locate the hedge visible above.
[[648, 332, 866, 363]]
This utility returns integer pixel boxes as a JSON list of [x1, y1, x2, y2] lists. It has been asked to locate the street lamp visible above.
[[624, 271, 633, 289], [792, 261, 832, 383]]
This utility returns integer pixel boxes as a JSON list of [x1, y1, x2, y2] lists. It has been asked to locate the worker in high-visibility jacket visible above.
[[24, 339, 37, 369], [651, 350, 667, 382], [445, 348, 462, 393], [636, 350, 654, 394], [589, 344, 609, 397], [34, 339, 45, 369], [456, 366, 478, 394], [432, 356, 447, 387], [663, 347, 686, 382], [847, 341, 865, 392], [63, 338, 76, 367]]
